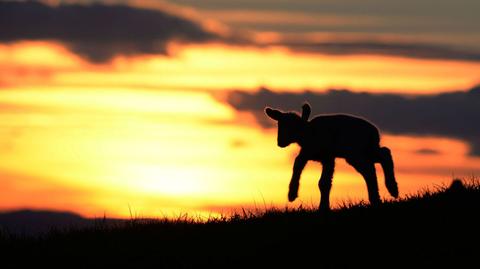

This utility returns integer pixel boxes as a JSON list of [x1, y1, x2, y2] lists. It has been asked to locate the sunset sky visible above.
[[1, 0, 479, 218]]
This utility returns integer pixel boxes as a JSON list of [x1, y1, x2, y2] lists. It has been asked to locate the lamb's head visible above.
[[265, 103, 311, 148]]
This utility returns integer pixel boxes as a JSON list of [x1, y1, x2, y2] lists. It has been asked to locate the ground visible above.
[[1, 180, 478, 268]]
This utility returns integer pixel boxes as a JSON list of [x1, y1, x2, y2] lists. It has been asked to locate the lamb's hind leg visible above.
[[347, 158, 381, 206], [318, 158, 335, 211]]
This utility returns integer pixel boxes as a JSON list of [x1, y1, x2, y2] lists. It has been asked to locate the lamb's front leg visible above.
[[288, 153, 308, 202]]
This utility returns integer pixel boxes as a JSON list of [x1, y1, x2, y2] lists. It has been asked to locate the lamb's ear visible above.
[[301, 103, 311, 121], [265, 107, 282, 121]]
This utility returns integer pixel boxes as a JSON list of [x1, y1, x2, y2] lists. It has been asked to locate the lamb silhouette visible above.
[[265, 103, 399, 211]]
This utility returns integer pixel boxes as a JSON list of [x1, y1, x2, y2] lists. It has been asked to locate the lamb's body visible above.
[[265, 104, 398, 211], [301, 114, 380, 161]]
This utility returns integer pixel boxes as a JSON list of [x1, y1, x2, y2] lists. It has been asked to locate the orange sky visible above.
[[2, 41, 480, 93], [1, 41, 480, 218]]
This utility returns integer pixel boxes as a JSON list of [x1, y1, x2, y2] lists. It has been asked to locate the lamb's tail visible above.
[[378, 147, 399, 198]]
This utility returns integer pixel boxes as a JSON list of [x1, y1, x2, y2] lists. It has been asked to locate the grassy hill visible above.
[[1, 180, 479, 268]]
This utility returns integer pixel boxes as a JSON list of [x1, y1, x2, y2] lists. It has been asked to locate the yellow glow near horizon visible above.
[[1, 87, 478, 218], [1, 41, 480, 218]]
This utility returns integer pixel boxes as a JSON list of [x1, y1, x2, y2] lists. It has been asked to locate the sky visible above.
[[0, 0, 479, 218]]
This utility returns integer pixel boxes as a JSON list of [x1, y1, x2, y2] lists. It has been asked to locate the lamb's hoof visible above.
[[387, 182, 399, 198], [288, 192, 297, 202], [370, 199, 382, 208], [318, 205, 330, 213]]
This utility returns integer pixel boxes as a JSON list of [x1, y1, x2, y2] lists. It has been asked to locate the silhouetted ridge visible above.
[[0, 210, 89, 235], [1, 180, 478, 268]]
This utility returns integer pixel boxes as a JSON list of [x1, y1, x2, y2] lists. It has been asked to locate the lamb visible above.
[[265, 103, 399, 211]]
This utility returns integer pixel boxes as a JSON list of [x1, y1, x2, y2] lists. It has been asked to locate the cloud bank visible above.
[[224, 86, 480, 156], [0, 1, 218, 62], [279, 41, 480, 62], [2, 1, 480, 63]]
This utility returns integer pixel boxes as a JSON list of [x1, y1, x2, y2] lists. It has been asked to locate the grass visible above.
[[1, 179, 479, 268]]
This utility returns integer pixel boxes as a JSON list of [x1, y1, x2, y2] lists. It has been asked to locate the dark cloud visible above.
[[3, 2, 480, 63], [169, 0, 480, 62], [224, 86, 480, 156], [280, 41, 480, 62], [2, 1, 480, 63], [0, 1, 218, 62], [415, 148, 441, 155]]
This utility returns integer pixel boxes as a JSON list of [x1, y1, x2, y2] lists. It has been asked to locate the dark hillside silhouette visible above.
[[0, 180, 478, 268], [265, 103, 398, 210], [0, 210, 119, 236]]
